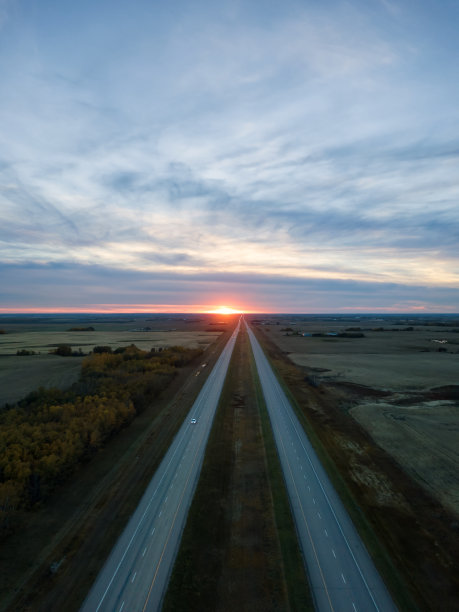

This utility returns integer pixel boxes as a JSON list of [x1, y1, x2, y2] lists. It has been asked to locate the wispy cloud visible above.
[[0, 0, 458, 311]]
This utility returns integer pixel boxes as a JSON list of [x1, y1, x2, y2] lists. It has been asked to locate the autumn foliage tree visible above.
[[0, 344, 202, 536]]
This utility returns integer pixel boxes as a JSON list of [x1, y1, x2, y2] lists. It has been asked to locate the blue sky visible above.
[[1, 0, 458, 312]]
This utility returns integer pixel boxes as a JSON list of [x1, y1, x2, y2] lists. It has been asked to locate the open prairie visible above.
[[258, 317, 459, 391], [253, 315, 459, 517], [0, 330, 221, 356], [0, 314, 225, 406], [0, 355, 84, 406], [351, 399, 459, 516]]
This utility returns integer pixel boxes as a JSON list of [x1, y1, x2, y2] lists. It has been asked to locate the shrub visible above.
[[93, 345, 112, 354], [52, 344, 72, 357]]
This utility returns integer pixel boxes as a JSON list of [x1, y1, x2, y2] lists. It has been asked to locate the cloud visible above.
[[1, 261, 458, 313], [0, 1, 458, 311]]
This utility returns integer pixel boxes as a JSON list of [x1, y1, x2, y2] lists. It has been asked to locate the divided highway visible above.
[[246, 321, 397, 612], [81, 320, 240, 612]]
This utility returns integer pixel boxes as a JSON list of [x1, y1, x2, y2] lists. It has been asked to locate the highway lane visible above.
[[81, 320, 240, 612], [246, 321, 397, 612]]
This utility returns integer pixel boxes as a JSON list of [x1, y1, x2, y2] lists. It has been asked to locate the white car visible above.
[[190, 418, 197, 424]]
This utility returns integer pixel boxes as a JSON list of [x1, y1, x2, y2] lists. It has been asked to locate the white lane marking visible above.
[[313, 498, 316, 505], [341, 573, 347, 584], [308, 486, 311, 491], [131, 572, 137, 583], [332, 549, 336, 558], [93, 417, 191, 612], [324, 529, 328, 537], [119, 603, 125, 612], [300, 465, 303, 470], [317, 512, 321, 519], [151, 527, 155, 536], [352, 604, 358, 612], [165, 496, 168, 503], [159, 510, 162, 517], [263, 373, 383, 612], [143, 547, 147, 557]]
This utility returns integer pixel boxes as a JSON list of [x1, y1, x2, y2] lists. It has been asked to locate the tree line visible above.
[[0, 344, 202, 536]]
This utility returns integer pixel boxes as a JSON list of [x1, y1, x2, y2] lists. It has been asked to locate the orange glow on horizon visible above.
[[205, 305, 244, 315], [0, 303, 258, 315]]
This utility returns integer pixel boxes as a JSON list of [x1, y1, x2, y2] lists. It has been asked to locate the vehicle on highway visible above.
[[190, 418, 197, 424]]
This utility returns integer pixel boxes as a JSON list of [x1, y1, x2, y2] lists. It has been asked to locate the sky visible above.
[[1, 0, 458, 313]]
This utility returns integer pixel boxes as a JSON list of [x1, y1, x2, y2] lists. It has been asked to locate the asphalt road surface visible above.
[[246, 321, 397, 612], [81, 320, 240, 612]]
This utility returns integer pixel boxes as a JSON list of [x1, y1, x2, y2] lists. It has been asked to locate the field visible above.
[[253, 315, 459, 518], [0, 355, 83, 406], [260, 318, 459, 390], [351, 399, 459, 517], [0, 314, 225, 406]]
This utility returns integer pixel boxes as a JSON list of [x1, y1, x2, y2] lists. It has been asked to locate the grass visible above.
[[0, 355, 83, 406], [164, 325, 310, 611]]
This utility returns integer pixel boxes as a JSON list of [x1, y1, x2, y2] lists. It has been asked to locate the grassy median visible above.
[[163, 325, 311, 611]]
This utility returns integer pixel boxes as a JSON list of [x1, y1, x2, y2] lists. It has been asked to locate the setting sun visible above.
[[207, 306, 244, 315]]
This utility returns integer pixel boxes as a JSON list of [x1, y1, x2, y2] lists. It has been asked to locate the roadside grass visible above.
[[250, 324, 420, 612], [164, 325, 309, 611]]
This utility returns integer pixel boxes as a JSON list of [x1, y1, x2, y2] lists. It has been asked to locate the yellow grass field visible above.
[[351, 400, 459, 517]]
